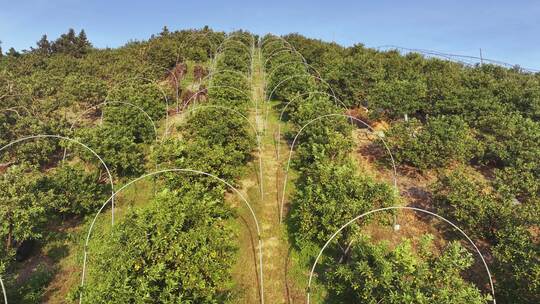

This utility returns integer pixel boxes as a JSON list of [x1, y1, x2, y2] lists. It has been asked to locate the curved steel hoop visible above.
[[79, 168, 265, 304], [306, 206, 497, 304], [0, 276, 6, 304], [279, 114, 398, 223]]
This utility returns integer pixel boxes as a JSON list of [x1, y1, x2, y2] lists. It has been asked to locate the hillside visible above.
[[0, 28, 538, 304]]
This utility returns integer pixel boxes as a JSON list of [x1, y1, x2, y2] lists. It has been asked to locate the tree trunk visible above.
[[339, 239, 354, 263], [6, 221, 13, 250]]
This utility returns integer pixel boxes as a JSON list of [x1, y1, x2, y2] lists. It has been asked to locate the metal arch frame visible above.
[[180, 85, 254, 111], [260, 37, 308, 67], [67, 101, 158, 141], [260, 35, 298, 57], [260, 35, 287, 47], [264, 73, 341, 134], [212, 44, 253, 73], [212, 32, 255, 72], [165, 104, 264, 199], [216, 38, 253, 57], [211, 30, 255, 69], [275, 91, 360, 160], [375, 45, 474, 68], [202, 69, 251, 87], [306, 206, 497, 304], [376, 44, 539, 73], [262, 46, 296, 64], [263, 49, 302, 69], [374, 45, 540, 73], [259, 35, 283, 48], [0, 135, 116, 225], [79, 168, 265, 304], [260, 37, 292, 53], [0, 104, 34, 116], [221, 31, 256, 50], [0, 101, 38, 117], [0, 108, 22, 117], [265, 74, 338, 105], [279, 114, 398, 223], [0, 92, 31, 102], [265, 60, 323, 84], [0, 276, 5, 304]]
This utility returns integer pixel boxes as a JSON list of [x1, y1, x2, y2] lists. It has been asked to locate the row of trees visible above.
[[432, 168, 539, 303], [0, 28, 229, 302], [285, 34, 540, 202], [79, 32, 257, 302], [263, 35, 490, 302], [284, 33, 539, 303]]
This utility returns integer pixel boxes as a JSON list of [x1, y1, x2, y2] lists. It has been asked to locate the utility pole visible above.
[[479, 48, 484, 66]]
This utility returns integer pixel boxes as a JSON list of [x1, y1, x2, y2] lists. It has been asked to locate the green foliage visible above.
[[268, 64, 317, 102], [1, 27, 252, 303], [290, 158, 398, 248], [102, 103, 157, 143], [183, 109, 255, 159], [215, 42, 251, 74], [0, 164, 50, 250], [106, 82, 167, 121], [432, 168, 506, 240], [45, 163, 109, 215], [49, 28, 92, 57], [2, 27, 538, 304], [325, 234, 491, 303], [286, 97, 354, 169], [82, 189, 236, 303], [0, 115, 67, 167], [476, 113, 540, 201], [383, 116, 479, 170], [492, 225, 540, 304], [61, 73, 107, 109], [370, 78, 427, 119], [74, 124, 145, 177]]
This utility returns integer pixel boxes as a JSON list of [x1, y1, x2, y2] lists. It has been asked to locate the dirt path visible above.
[[232, 47, 304, 304]]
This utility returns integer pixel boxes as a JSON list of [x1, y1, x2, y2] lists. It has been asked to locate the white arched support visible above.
[[79, 168, 265, 304], [306, 206, 497, 304], [279, 114, 398, 223]]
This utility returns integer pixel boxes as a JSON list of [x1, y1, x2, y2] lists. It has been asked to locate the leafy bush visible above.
[[0, 164, 50, 255], [82, 189, 236, 303], [492, 225, 540, 304], [45, 163, 109, 215], [369, 78, 427, 119], [431, 168, 507, 240], [382, 116, 479, 170], [290, 158, 398, 249], [74, 124, 145, 177], [325, 234, 491, 303]]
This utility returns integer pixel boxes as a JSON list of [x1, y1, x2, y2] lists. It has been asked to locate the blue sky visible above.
[[1, 0, 538, 69]]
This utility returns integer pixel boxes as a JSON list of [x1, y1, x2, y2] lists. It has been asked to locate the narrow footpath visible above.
[[232, 47, 305, 304]]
